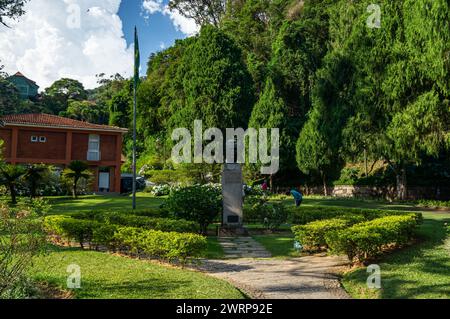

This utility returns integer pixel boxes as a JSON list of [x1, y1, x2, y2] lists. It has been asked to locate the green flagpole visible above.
[[133, 26, 140, 210]]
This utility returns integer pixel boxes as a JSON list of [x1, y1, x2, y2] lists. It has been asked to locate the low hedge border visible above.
[[44, 216, 206, 262], [288, 206, 422, 225], [325, 214, 419, 263], [67, 211, 199, 233]]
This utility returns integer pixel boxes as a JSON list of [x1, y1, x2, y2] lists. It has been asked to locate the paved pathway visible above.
[[218, 237, 272, 259], [191, 236, 350, 299]]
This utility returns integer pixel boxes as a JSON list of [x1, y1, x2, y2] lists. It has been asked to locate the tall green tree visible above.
[[248, 78, 290, 185], [43, 78, 87, 115], [169, 25, 254, 132], [168, 0, 226, 26]]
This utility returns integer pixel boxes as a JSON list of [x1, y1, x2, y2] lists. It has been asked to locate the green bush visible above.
[[92, 224, 119, 250], [244, 196, 288, 229], [44, 216, 99, 248], [292, 218, 352, 252], [166, 185, 222, 234], [325, 214, 419, 263], [69, 212, 199, 233], [44, 217, 207, 261], [289, 206, 422, 225], [114, 227, 207, 262]]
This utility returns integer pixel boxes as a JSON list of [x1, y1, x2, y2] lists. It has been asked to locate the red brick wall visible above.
[[100, 135, 117, 161], [17, 129, 66, 160], [72, 133, 118, 162], [71, 133, 89, 161], [0, 129, 12, 158]]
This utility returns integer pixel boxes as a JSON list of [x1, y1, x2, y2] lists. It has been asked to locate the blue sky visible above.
[[0, 0, 199, 89], [119, 0, 189, 75]]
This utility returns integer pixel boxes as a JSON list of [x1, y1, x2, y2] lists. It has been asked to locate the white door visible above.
[[99, 172, 110, 191]]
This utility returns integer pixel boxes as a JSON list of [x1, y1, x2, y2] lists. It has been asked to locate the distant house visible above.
[[7, 72, 39, 99], [0, 113, 128, 194]]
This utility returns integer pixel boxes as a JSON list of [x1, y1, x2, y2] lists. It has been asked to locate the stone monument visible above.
[[222, 163, 244, 228]]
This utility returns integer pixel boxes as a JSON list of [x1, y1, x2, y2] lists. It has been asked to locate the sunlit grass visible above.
[[29, 245, 245, 299]]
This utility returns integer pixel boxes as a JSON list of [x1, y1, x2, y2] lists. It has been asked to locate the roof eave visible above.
[[3, 122, 128, 134]]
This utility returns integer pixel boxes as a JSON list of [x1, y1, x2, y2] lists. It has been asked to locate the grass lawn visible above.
[[341, 212, 450, 299], [204, 237, 225, 259], [46, 194, 165, 215], [280, 196, 441, 212], [252, 233, 300, 258], [29, 245, 245, 299]]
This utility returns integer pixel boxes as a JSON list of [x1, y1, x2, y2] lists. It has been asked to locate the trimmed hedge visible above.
[[114, 227, 206, 261], [288, 206, 422, 225], [44, 216, 206, 261], [292, 218, 355, 252], [325, 214, 418, 263], [68, 212, 199, 233]]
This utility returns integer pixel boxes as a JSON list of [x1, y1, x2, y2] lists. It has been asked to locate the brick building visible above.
[[0, 114, 128, 193]]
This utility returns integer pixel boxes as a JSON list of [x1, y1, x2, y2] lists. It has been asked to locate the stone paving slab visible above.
[[218, 236, 272, 259]]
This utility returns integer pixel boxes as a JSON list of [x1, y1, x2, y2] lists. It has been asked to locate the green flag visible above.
[[134, 26, 140, 87]]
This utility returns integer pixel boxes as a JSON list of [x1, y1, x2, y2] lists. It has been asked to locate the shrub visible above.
[[69, 212, 198, 233], [325, 214, 419, 263], [166, 185, 222, 234], [44, 216, 99, 248], [92, 224, 119, 250], [44, 217, 207, 262], [244, 196, 288, 229], [1, 204, 46, 299], [289, 206, 422, 225], [114, 227, 207, 262], [292, 218, 352, 252]]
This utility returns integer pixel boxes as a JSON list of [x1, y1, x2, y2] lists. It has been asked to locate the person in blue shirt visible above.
[[290, 189, 303, 207]]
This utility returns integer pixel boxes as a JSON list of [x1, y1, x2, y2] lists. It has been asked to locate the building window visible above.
[[31, 136, 38, 143], [39, 136, 47, 143], [87, 134, 100, 161]]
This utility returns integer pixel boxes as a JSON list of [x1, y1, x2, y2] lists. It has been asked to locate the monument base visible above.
[[218, 225, 249, 237]]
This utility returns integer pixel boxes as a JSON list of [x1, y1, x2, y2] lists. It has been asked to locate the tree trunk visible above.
[[364, 148, 368, 177], [73, 177, 78, 199], [9, 184, 17, 205], [269, 174, 273, 191], [322, 173, 328, 197], [396, 168, 407, 200]]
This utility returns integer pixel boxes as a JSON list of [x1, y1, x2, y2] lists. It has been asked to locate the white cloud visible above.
[[141, 0, 199, 37], [142, 0, 163, 14], [162, 6, 200, 36], [0, 0, 133, 90]]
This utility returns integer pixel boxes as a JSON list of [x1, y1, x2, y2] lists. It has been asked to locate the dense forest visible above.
[[1, 0, 449, 199]]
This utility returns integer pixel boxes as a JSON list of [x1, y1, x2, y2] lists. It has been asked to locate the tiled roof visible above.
[[12, 72, 39, 87], [1, 113, 128, 132]]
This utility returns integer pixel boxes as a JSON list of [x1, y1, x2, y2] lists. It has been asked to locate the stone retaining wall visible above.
[[272, 185, 450, 201]]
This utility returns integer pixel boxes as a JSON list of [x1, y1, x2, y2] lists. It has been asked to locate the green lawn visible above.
[[46, 194, 165, 215], [24, 194, 450, 299], [204, 237, 225, 259], [252, 233, 300, 258], [341, 212, 450, 299], [29, 245, 245, 299], [281, 196, 439, 212]]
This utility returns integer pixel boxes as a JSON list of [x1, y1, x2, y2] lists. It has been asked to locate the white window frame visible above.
[[39, 136, 47, 143], [31, 136, 38, 143], [87, 134, 100, 161]]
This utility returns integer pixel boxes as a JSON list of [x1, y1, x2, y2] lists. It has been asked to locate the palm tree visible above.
[[0, 164, 25, 204], [23, 164, 50, 198], [63, 161, 91, 199]]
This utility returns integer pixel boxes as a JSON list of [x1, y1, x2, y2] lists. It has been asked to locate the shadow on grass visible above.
[[76, 278, 193, 299]]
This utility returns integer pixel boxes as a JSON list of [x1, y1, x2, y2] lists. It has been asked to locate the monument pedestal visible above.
[[221, 163, 246, 236]]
